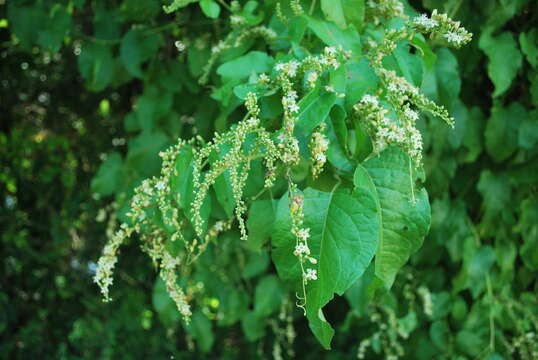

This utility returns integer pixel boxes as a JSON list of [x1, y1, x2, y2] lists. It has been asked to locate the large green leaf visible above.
[[272, 187, 379, 349], [120, 29, 161, 78], [305, 16, 361, 56], [91, 152, 124, 197], [479, 30, 523, 97], [216, 51, 274, 81], [78, 43, 115, 92], [254, 275, 284, 317], [485, 102, 526, 162], [353, 147, 431, 288], [321, 0, 347, 28]]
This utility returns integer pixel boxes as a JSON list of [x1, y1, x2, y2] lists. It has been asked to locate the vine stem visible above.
[[309, 0, 317, 15]]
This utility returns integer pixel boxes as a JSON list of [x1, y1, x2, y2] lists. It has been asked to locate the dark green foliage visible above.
[[1, 0, 537, 359]]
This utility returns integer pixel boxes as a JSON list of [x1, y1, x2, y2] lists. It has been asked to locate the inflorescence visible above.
[[94, 4, 472, 322]]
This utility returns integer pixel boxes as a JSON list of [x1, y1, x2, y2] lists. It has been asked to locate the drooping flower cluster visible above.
[[191, 92, 279, 241], [273, 46, 350, 166], [310, 123, 329, 178], [94, 145, 193, 321], [288, 187, 318, 290], [411, 10, 472, 48], [357, 10, 471, 170]]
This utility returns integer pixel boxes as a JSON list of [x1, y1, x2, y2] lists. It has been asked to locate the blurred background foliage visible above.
[[1, 0, 537, 359]]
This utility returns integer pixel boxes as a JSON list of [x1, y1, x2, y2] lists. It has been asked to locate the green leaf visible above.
[[126, 131, 169, 177], [241, 311, 266, 342], [7, 3, 47, 50], [152, 277, 180, 326], [120, 29, 161, 78], [91, 153, 124, 197], [217, 51, 274, 81], [187, 311, 214, 353], [37, 5, 71, 53], [305, 16, 361, 56], [387, 41, 423, 87], [518, 110, 538, 149], [296, 87, 336, 143], [254, 275, 285, 317], [272, 187, 380, 349], [353, 147, 431, 288], [242, 251, 270, 279], [519, 28, 538, 67], [485, 102, 526, 162], [246, 200, 276, 250], [344, 58, 378, 112], [342, 0, 365, 30], [78, 43, 115, 92], [411, 35, 437, 69], [430, 320, 450, 351], [321, 0, 347, 28], [200, 0, 221, 19], [421, 48, 460, 108], [479, 30, 523, 97]]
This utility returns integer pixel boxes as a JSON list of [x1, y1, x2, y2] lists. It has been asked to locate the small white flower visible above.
[[258, 73, 270, 83], [246, 117, 259, 127], [361, 94, 379, 105], [414, 14, 438, 29], [304, 268, 317, 281], [445, 31, 464, 45], [289, 103, 300, 113], [297, 228, 310, 241], [307, 71, 318, 86], [404, 108, 419, 121], [315, 152, 326, 162], [293, 243, 310, 256], [325, 85, 335, 93], [156, 181, 166, 191]]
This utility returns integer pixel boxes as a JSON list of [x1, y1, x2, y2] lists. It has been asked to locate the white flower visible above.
[[361, 94, 379, 105], [404, 108, 419, 121], [304, 268, 317, 281], [325, 85, 335, 93], [275, 63, 285, 71], [294, 243, 310, 256], [289, 103, 300, 113], [258, 73, 270, 83], [315, 152, 326, 162], [246, 117, 259, 127], [307, 71, 318, 86], [324, 46, 337, 55], [414, 14, 438, 29], [387, 83, 399, 92], [297, 228, 310, 241], [445, 31, 464, 45], [156, 181, 166, 191]]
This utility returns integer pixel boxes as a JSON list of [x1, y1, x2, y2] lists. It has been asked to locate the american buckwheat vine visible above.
[[94, 1, 473, 333]]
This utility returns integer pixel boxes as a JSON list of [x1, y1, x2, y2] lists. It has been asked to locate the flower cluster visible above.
[[274, 46, 350, 166], [355, 94, 422, 163], [366, 0, 405, 24], [411, 10, 472, 48], [288, 187, 318, 299], [191, 92, 279, 241], [310, 123, 329, 178], [94, 144, 193, 320], [93, 223, 133, 301]]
